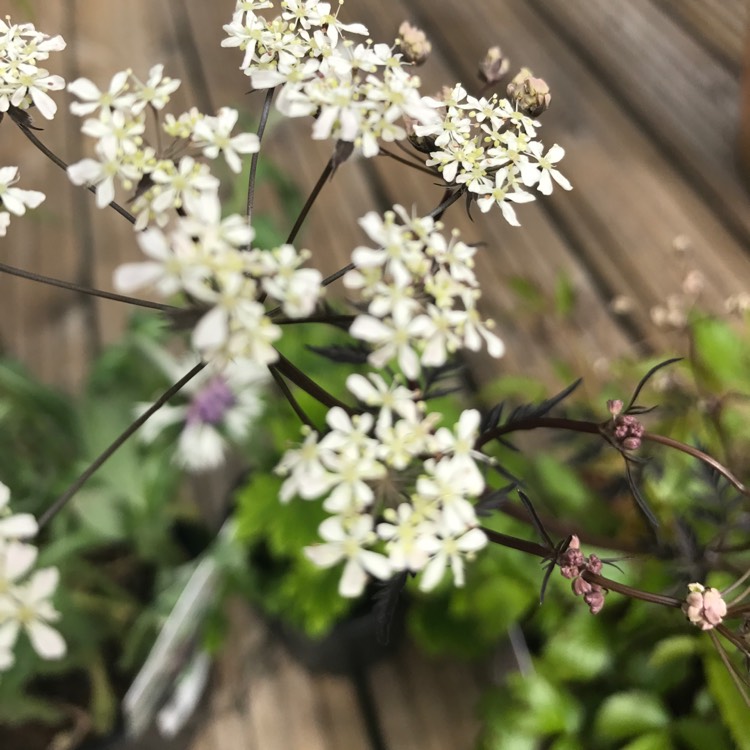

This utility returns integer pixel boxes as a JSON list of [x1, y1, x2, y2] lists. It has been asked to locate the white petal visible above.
[[0, 513, 38, 540], [457, 528, 488, 553], [339, 558, 367, 597], [419, 553, 447, 592], [113, 262, 164, 293], [26, 620, 66, 659], [304, 542, 343, 568], [28, 567, 59, 601]]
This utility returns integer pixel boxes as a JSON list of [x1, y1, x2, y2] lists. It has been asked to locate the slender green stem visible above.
[[429, 187, 464, 220], [322, 262, 355, 287], [0, 260, 176, 312], [14, 121, 136, 225], [38, 362, 206, 530], [476, 416, 601, 450], [477, 416, 748, 499], [643, 431, 749, 496], [246, 87, 275, 228], [582, 570, 683, 608], [268, 364, 315, 429], [272, 312, 355, 326], [378, 146, 434, 175], [286, 155, 334, 245], [273, 349, 351, 412], [482, 527, 683, 609]]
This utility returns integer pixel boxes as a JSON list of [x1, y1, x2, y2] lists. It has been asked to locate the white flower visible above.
[[418, 527, 487, 591], [129, 64, 181, 113], [135, 351, 268, 472], [377, 503, 434, 572], [191, 107, 260, 174], [432, 409, 487, 494], [67, 139, 137, 209], [276, 428, 334, 503], [305, 515, 391, 597], [519, 142, 571, 195], [346, 372, 419, 430], [0, 212, 9, 236], [149, 156, 220, 216], [350, 305, 429, 380], [0, 166, 44, 216], [475, 167, 536, 224], [0, 18, 66, 120], [256, 244, 323, 318], [0, 567, 66, 660], [416, 460, 482, 536], [0, 481, 38, 540], [0, 538, 38, 589], [68, 70, 134, 116]]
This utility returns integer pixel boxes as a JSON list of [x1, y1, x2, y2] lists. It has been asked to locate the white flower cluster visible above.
[[277, 374, 488, 596], [0, 165, 45, 236], [114, 192, 322, 366], [67, 66, 259, 226], [222, 0, 439, 156], [415, 84, 572, 225], [0, 482, 65, 672], [0, 17, 65, 121], [346, 205, 504, 379], [135, 346, 270, 472]]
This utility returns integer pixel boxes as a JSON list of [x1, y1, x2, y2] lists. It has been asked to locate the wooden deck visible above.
[[1, 0, 750, 747]]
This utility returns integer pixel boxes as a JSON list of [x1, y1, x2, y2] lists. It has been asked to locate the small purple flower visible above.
[[186, 376, 236, 426]]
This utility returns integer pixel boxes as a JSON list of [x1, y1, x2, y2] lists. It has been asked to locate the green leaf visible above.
[[649, 634, 698, 667], [704, 651, 750, 750], [620, 731, 673, 750], [593, 690, 669, 743], [691, 316, 748, 392], [672, 716, 732, 749], [543, 610, 612, 681], [510, 673, 582, 736]]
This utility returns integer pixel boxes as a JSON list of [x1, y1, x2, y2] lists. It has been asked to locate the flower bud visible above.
[[396, 21, 431, 66], [584, 588, 605, 614], [683, 582, 727, 630], [479, 46, 510, 85], [572, 577, 592, 596], [607, 399, 624, 417], [507, 68, 551, 117]]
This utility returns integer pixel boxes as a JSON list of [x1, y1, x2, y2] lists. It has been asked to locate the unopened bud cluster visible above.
[[507, 68, 551, 117], [559, 535, 606, 614], [683, 583, 727, 631], [396, 21, 431, 66], [606, 399, 644, 451], [479, 46, 510, 85]]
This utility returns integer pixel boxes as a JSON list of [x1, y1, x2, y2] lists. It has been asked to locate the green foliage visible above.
[[476, 309, 750, 749], [0, 315, 210, 735]]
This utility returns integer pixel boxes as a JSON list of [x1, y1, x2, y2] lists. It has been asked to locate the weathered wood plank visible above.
[[358, 0, 638, 387], [405, 0, 750, 354], [657, 0, 748, 71], [526, 0, 750, 243], [369, 642, 483, 750]]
